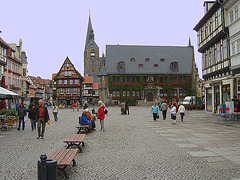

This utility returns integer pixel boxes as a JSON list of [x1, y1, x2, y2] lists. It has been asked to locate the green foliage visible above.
[[0, 109, 6, 115], [0, 109, 17, 116]]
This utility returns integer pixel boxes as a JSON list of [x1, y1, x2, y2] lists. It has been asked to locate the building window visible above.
[[216, 43, 221, 62], [179, 89, 186, 96], [127, 91, 130, 96], [90, 50, 95, 57], [172, 89, 178, 96], [223, 39, 228, 60], [154, 64, 158, 67], [72, 88, 77, 94], [235, 6, 239, 19], [118, 61, 125, 72], [139, 64, 143, 67], [66, 88, 71, 94], [230, 10, 234, 23], [75, 79, 78, 85], [237, 39, 240, 53], [23, 69, 26, 76], [160, 89, 167, 96], [64, 80, 68, 85], [145, 58, 150, 62], [64, 71, 72, 76], [69, 79, 73, 85], [59, 88, 64, 94], [59, 80, 62, 85], [123, 91, 126, 96], [130, 58, 135, 62], [232, 42, 236, 55], [160, 58, 165, 62], [170, 62, 178, 72], [160, 77, 168, 83]]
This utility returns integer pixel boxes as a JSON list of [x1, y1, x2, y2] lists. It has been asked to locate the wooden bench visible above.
[[48, 148, 78, 180], [63, 134, 86, 152], [76, 124, 89, 134]]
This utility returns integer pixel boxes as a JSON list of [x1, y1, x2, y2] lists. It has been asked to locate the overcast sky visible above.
[[0, 0, 206, 79]]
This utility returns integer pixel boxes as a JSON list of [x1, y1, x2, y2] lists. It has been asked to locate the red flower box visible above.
[[112, 97, 120, 100], [113, 82, 120, 86], [123, 96, 130, 99]]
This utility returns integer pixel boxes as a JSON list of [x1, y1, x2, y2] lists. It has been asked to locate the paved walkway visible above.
[[0, 106, 240, 179]]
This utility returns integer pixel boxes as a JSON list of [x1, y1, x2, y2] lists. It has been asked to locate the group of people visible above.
[[150, 101, 186, 125], [79, 100, 106, 132], [17, 100, 50, 139]]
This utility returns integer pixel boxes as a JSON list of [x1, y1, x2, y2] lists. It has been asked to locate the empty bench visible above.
[[48, 148, 78, 179], [64, 134, 86, 153]]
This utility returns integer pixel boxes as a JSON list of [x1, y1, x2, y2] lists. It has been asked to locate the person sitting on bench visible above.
[[79, 110, 93, 133]]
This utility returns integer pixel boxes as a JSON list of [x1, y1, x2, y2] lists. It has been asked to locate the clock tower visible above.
[[84, 13, 99, 77]]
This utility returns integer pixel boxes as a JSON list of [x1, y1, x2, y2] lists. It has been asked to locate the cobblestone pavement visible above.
[[1, 106, 240, 179]]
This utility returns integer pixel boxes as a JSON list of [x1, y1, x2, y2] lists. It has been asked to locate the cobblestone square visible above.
[[1, 106, 240, 179]]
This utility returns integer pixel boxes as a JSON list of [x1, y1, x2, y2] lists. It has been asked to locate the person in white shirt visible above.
[[52, 103, 59, 121], [170, 103, 177, 125], [178, 103, 185, 121]]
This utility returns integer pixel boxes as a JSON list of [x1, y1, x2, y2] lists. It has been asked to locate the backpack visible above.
[[104, 109, 108, 114]]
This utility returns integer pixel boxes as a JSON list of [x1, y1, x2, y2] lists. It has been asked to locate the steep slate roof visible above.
[[85, 14, 98, 49], [106, 45, 193, 75]]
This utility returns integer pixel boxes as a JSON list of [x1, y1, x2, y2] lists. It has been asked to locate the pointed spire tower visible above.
[[188, 37, 192, 46], [84, 10, 99, 77]]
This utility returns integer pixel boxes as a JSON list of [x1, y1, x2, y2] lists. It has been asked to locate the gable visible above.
[[54, 57, 82, 80]]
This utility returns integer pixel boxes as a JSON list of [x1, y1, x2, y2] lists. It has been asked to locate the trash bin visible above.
[[38, 155, 57, 180]]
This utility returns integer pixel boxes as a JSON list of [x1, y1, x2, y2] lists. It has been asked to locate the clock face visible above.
[[148, 84, 152, 88]]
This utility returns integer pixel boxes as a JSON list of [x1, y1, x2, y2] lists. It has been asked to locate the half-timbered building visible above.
[[54, 57, 84, 106]]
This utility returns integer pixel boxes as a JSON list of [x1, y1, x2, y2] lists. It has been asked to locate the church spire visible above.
[[188, 37, 192, 46], [85, 10, 95, 50]]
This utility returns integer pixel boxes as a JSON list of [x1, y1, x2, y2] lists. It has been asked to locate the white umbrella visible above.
[[0, 87, 20, 99]]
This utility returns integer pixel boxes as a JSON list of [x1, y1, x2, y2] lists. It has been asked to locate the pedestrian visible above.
[[150, 102, 159, 121], [72, 102, 76, 111], [125, 101, 129, 115], [36, 99, 50, 139], [160, 101, 168, 120], [97, 100, 105, 131], [158, 101, 162, 110], [76, 101, 80, 111], [79, 110, 93, 133], [85, 108, 96, 130], [171, 103, 177, 125], [28, 104, 36, 131], [52, 103, 59, 121], [17, 102, 27, 131], [178, 103, 185, 121]]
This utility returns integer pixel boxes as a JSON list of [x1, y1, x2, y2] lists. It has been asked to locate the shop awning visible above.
[[0, 87, 20, 99]]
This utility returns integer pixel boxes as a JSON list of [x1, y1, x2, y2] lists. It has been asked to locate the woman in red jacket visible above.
[[98, 100, 105, 131]]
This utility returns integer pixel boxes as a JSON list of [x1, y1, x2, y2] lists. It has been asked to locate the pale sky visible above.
[[0, 0, 205, 79]]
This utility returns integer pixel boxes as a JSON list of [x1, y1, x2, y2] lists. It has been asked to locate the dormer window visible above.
[[139, 64, 143, 67], [130, 58, 135, 62], [90, 50, 95, 57], [154, 64, 158, 67], [170, 61, 178, 72], [160, 58, 165, 62], [145, 58, 150, 62], [118, 61, 125, 72]]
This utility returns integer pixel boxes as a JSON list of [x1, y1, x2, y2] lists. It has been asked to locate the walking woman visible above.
[[150, 102, 159, 121], [97, 100, 105, 131], [170, 103, 177, 125], [178, 103, 185, 121], [52, 103, 59, 121], [28, 104, 37, 131]]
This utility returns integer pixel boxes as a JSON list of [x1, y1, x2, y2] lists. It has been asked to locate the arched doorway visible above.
[[147, 92, 153, 102]]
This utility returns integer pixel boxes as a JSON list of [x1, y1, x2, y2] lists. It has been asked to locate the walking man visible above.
[[160, 101, 168, 120], [36, 100, 50, 139], [17, 102, 27, 130]]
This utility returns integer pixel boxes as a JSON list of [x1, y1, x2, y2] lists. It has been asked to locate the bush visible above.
[[0, 109, 17, 116]]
